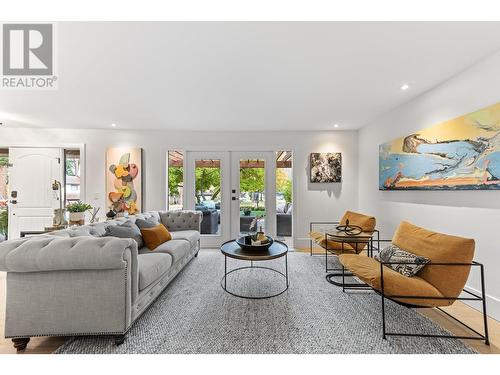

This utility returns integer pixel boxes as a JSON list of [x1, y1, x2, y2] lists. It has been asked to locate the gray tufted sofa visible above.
[[0, 210, 202, 351]]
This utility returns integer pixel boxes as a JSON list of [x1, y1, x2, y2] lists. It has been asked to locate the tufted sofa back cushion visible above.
[[159, 210, 202, 232]]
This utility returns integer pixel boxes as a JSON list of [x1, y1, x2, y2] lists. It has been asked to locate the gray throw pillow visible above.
[[135, 217, 158, 229], [105, 220, 143, 248], [89, 222, 109, 237], [67, 227, 92, 237], [375, 244, 430, 277]]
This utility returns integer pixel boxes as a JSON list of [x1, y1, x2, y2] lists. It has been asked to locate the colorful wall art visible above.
[[310, 153, 342, 183], [379, 102, 500, 190], [106, 148, 142, 214]]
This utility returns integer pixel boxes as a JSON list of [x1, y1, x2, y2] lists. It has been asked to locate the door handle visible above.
[[232, 197, 239, 201], [10, 200, 17, 204]]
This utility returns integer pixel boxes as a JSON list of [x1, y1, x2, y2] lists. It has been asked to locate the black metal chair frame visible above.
[[342, 238, 490, 345], [309, 221, 380, 287]]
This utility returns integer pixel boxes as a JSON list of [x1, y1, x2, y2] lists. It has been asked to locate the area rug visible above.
[[55, 250, 475, 354]]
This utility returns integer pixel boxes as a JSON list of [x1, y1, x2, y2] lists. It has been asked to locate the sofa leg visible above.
[[195, 251, 199, 257], [113, 334, 126, 346], [12, 337, 30, 352]]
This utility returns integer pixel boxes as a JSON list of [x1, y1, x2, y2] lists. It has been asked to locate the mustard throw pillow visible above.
[[140, 224, 172, 250]]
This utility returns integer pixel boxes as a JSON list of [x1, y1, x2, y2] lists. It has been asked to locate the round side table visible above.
[[220, 239, 289, 299]]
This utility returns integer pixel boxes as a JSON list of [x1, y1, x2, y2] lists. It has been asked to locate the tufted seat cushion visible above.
[[140, 239, 190, 263], [171, 230, 200, 247], [137, 253, 173, 290]]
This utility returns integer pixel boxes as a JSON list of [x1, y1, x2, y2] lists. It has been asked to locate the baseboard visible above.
[[463, 285, 500, 322]]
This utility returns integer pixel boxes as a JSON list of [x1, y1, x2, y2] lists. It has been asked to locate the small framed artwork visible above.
[[106, 148, 143, 214], [310, 153, 342, 183]]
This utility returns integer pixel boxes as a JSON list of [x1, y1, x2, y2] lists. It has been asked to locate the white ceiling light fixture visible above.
[[111, 123, 117, 127], [400, 83, 410, 91], [333, 123, 340, 128]]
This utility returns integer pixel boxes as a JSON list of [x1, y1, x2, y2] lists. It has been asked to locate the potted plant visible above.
[[66, 201, 92, 225]]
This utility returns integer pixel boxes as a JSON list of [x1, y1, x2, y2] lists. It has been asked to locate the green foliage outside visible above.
[[168, 167, 184, 196], [282, 179, 292, 203], [0, 156, 8, 167], [0, 207, 7, 237], [65, 159, 78, 176], [168, 166, 222, 204], [0, 156, 9, 238], [167, 165, 292, 206]]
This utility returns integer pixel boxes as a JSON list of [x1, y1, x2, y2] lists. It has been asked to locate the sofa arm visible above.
[[160, 210, 202, 232], [0, 236, 137, 273]]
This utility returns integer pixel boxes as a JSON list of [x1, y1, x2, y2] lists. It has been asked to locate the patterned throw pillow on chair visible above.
[[375, 244, 430, 277]]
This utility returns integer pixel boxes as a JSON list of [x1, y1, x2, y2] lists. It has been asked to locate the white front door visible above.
[[230, 151, 276, 239], [185, 151, 231, 248], [8, 147, 64, 239]]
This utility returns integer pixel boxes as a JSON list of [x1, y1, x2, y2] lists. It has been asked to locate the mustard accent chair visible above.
[[339, 221, 489, 344], [309, 210, 376, 255]]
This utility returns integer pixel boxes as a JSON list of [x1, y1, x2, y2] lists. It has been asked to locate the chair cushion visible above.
[[339, 254, 449, 307], [392, 221, 474, 299], [137, 253, 173, 290], [171, 230, 200, 247], [140, 224, 172, 250], [140, 239, 190, 263], [309, 231, 357, 254], [340, 211, 376, 250]]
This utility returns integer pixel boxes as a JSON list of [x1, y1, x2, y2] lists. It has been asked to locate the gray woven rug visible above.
[[56, 250, 475, 354]]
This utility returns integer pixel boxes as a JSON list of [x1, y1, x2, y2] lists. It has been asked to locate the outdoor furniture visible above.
[[240, 215, 256, 232], [277, 213, 291, 237], [198, 209, 219, 234], [339, 221, 489, 344]]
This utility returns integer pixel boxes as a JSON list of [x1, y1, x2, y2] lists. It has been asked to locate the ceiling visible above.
[[1, 22, 500, 131]]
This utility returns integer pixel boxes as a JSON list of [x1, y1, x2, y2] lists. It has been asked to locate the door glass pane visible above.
[[64, 149, 81, 206], [195, 159, 221, 235], [168, 151, 184, 210], [239, 159, 265, 234], [276, 151, 292, 242], [0, 149, 9, 241]]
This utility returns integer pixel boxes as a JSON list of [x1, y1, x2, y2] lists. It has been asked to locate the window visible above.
[[64, 149, 81, 205], [0, 148, 9, 241], [168, 151, 184, 210], [276, 151, 292, 240]]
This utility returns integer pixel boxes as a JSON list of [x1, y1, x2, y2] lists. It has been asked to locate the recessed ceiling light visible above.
[[333, 123, 339, 128], [111, 123, 117, 127], [400, 84, 410, 91]]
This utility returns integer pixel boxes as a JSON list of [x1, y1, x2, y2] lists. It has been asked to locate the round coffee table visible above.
[[220, 239, 289, 299]]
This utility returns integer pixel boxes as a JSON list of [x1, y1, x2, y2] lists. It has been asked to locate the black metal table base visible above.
[[222, 257, 289, 299]]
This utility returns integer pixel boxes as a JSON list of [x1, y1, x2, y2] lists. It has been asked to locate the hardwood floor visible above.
[[1, 260, 499, 354]]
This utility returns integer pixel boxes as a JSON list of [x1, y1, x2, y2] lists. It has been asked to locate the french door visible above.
[[230, 151, 276, 239], [184, 151, 276, 248], [185, 151, 231, 248]]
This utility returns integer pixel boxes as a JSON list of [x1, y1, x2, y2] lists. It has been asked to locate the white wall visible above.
[[358, 50, 500, 320], [0, 128, 358, 249]]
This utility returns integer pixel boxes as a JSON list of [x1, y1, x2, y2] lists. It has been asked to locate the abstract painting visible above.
[[106, 148, 142, 214], [310, 153, 342, 183], [379, 102, 500, 190]]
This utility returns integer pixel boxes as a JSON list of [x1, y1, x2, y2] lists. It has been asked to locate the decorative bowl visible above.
[[236, 235, 274, 251]]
